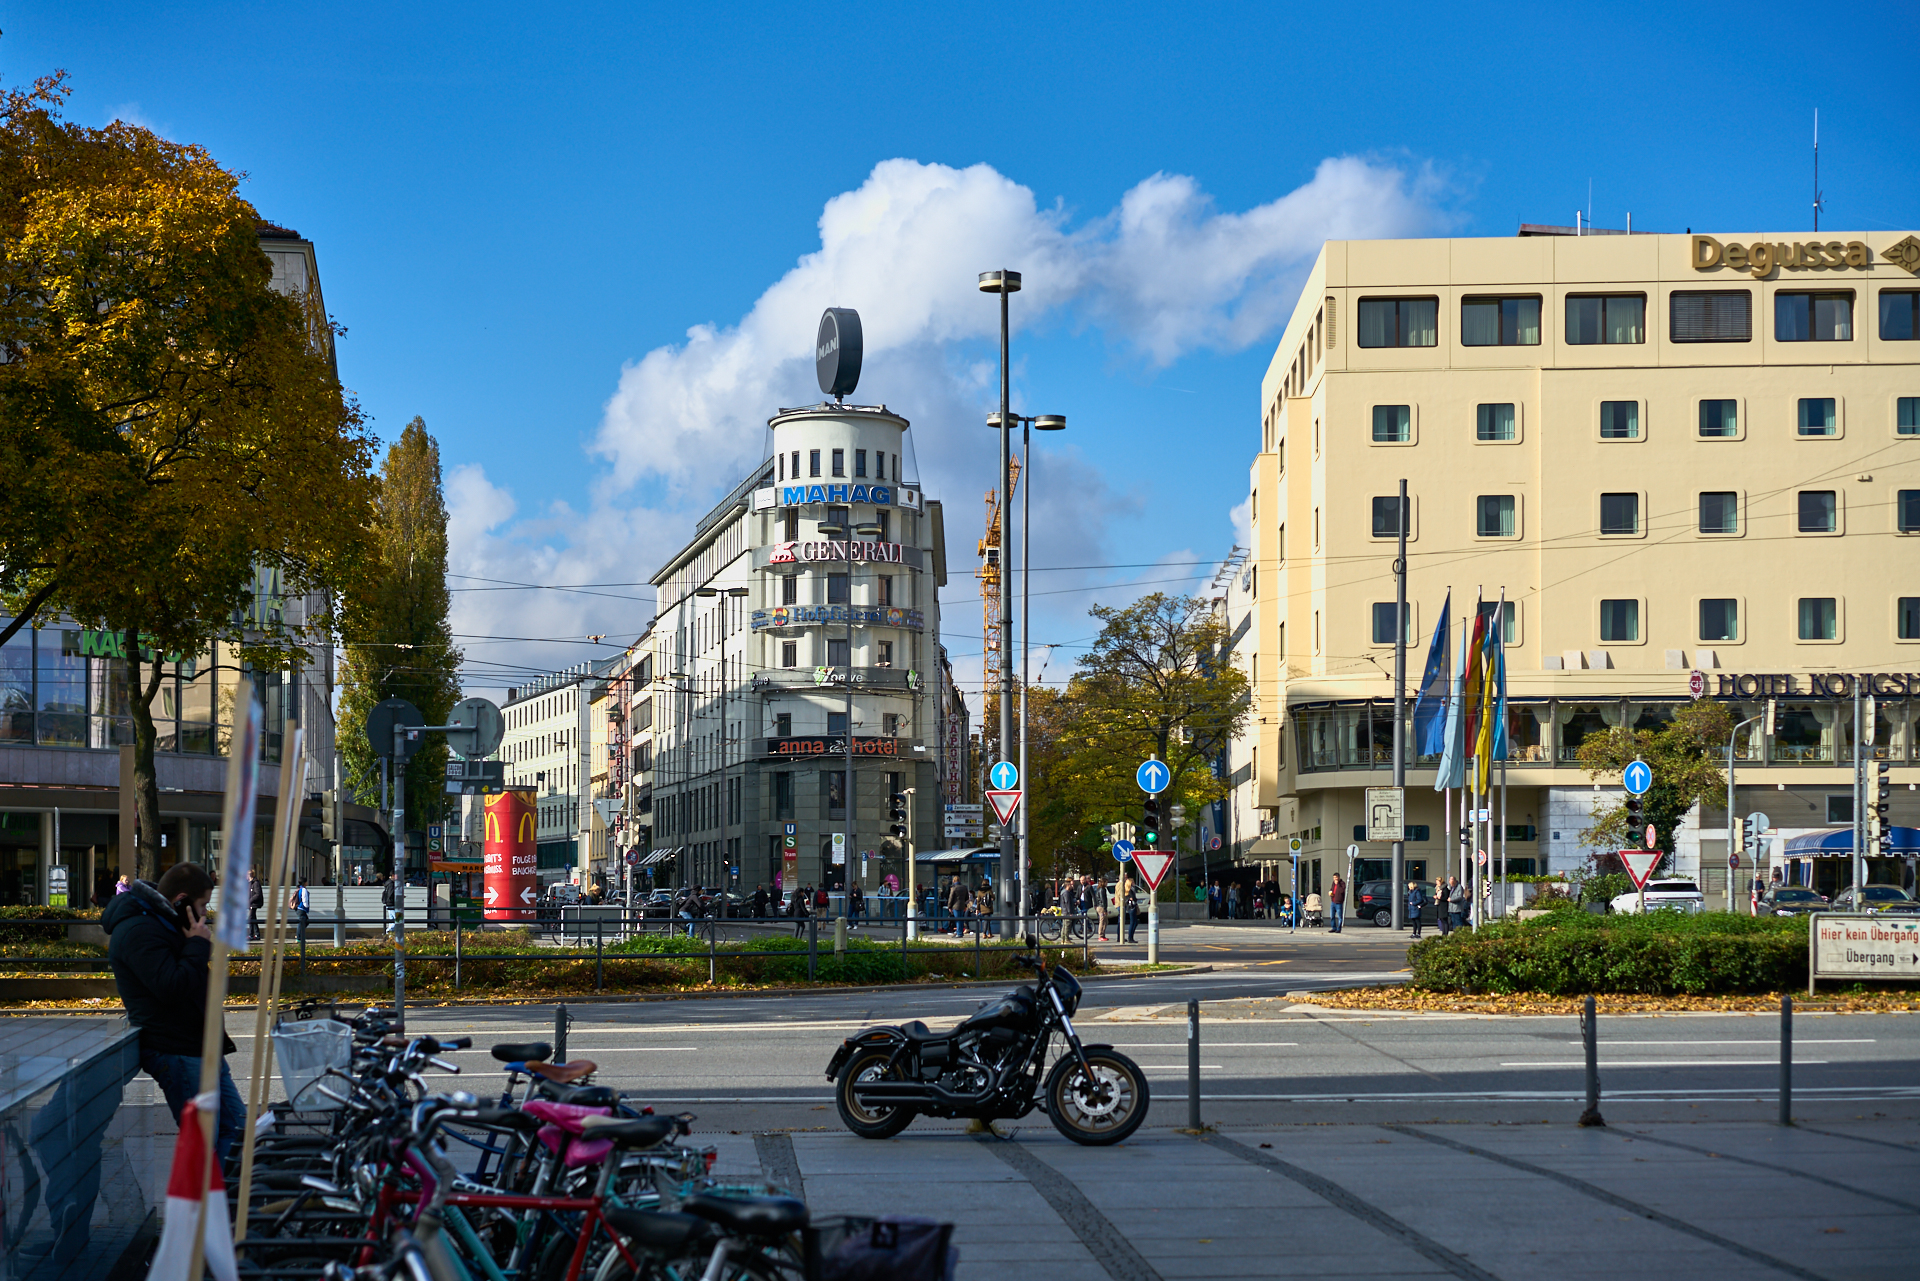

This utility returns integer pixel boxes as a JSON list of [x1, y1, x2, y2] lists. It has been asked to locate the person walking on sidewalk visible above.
[[1328, 875, 1345, 933], [946, 877, 969, 937], [1122, 877, 1138, 942], [1446, 876, 1467, 933], [847, 881, 865, 929], [292, 878, 311, 944], [1436, 877, 1454, 936], [1092, 876, 1110, 941], [246, 868, 264, 942], [1406, 881, 1426, 939]]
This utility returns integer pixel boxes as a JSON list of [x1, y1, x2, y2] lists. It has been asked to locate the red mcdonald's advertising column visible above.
[[483, 788, 538, 923]]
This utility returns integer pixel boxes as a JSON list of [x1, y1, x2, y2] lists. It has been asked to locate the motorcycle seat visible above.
[[682, 1193, 809, 1237], [899, 1021, 942, 1041]]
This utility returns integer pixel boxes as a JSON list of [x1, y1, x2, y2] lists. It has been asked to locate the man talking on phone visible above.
[[103, 863, 245, 1162]]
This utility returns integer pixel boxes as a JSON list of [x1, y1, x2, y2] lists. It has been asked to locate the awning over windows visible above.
[[1781, 826, 1919, 856]]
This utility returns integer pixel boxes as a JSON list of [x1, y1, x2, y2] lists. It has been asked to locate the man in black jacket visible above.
[[103, 864, 245, 1162]]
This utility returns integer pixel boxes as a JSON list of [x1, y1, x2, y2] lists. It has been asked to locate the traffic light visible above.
[[321, 789, 339, 842], [888, 791, 909, 840], [1732, 815, 1746, 856], [1625, 792, 1644, 843], [1141, 797, 1162, 849], [1874, 762, 1893, 856]]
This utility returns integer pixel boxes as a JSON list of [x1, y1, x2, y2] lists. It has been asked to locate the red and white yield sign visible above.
[[1619, 848, 1662, 889], [1131, 851, 1176, 892], [985, 789, 1023, 826]]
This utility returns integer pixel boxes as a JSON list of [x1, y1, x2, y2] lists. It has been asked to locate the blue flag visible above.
[[1489, 597, 1508, 762], [1410, 592, 1452, 757], [1433, 611, 1468, 791]]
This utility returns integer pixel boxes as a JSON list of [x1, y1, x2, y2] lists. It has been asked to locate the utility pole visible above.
[[1391, 478, 1408, 929], [390, 722, 407, 1023], [1853, 683, 1865, 894]]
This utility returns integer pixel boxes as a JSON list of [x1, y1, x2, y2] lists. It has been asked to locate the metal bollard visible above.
[[595, 916, 604, 991], [975, 923, 983, 978], [454, 926, 461, 991], [1779, 993, 1793, 1126], [1577, 994, 1604, 1127], [555, 1003, 569, 1064], [1188, 999, 1202, 1130], [708, 923, 717, 985], [807, 916, 818, 982]]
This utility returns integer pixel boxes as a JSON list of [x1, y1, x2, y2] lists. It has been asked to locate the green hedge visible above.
[[1408, 909, 1809, 995]]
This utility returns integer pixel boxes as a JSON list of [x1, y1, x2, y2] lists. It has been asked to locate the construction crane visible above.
[[976, 456, 1021, 713]]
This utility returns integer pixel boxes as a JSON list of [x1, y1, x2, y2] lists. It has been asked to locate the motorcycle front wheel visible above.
[[1045, 1049, 1149, 1146], [835, 1049, 917, 1139]]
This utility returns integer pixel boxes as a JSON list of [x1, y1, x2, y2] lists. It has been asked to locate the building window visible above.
[[783, 508, 800, 540], [823, 771, 845, 818], [827, 712, 848, 736], [1700, 598, 1738, 642], [1600, 400, 1640, 439], [1899, 398, 1919, 436], [1566, 294, 1645, 344], [1461, 296, 1540, 346], [875, 509, 890, 540], [1356, 296, 1438, 347], [1882, 291, 1920, 340], [854, 449, 867, 477], [1370, 496, 1407, 538], [774, 712, 792, 736], [1670, 290, 1752, 343], [876, 639, 894, 666], [1370, 602, 1408, 645], [1798, 398, 1837, 436], [1476, 599, 1516, 642], [827, 573, 848, 604], [1475, 494, 1515, 538], [876, 575, 892, 606], [790, 450, 800, 479], [1900, 597, 1920, 641], [1600, 599, 1640, 643], [1699, 399, 1738, 438], [1798, 597, 1838, 640], [882, 713, 901, 736], [1898, 489, 1920, 534], [808, 449, 821, 477], [875, 451, 885, 479], [1600, 493, 1639, 535], [1798, 491, 1837, 533], [831, 448, 845, 477], [1371, 405, 1410, 442], [1826, 794, 1854, 824], [1476, 403, 1515, 441], [1776, 291, 1853, 342], [1698, 491, 1739, 534], [780, 641, 797, 668], [826, 638, 849, 667]]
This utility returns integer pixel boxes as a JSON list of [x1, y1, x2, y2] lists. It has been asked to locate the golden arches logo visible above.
[[518, 813, 535, 843], [485, 812, 502, 843]]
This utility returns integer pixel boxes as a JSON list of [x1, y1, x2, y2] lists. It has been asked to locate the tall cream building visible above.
[[1226, 227, 1920, 911]]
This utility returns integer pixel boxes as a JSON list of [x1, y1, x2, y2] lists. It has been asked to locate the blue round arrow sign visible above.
[[1136, 759, 1170, 795], [1622, 760, 1653, 797], [1111, 839, 1134, 862], [989, 760, 1019, 790]]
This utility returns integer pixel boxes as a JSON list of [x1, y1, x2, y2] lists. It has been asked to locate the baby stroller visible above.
[[1300, 892, 1325, 928]]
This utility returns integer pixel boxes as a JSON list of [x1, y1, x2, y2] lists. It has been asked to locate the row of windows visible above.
[[1357, 289, 1920, 348], [1370, 396, 1920, 443], [1366, 597, 1920, 646], [1364, 489, 1920, 540], [777, 448, 900, 481]]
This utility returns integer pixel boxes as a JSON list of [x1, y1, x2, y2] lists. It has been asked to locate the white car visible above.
[[1610, 879, 1705, 914]]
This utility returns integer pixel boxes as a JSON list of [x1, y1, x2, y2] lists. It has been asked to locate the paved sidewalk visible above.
[[719, 1119, 1915, 1280]]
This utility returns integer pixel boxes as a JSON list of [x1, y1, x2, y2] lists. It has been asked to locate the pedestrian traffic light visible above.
[[1141, 797, 1161, 848], [321, 789, 339, 842], [888, 791, 908, 840]]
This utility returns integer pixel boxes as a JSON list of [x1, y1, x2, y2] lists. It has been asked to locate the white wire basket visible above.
[[273, 1018, 353, 1111]]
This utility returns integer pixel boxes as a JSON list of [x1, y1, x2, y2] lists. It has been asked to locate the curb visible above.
[[0, 963, 1217, 1015]]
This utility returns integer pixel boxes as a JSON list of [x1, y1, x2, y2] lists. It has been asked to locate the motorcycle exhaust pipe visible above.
[[851, 1079, 996, 1108]]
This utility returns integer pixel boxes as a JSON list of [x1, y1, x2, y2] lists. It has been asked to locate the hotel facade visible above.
[[1225, 227, 1920, 906]]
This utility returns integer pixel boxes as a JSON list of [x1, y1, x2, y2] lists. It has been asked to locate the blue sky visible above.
[[9, 2, 1915, 700]]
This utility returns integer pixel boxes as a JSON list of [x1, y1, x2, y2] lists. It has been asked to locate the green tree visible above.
[[1576, 699, 1735, 867], [336, 418, 463, 810], [1042, 593, 1250, 872], [0, 70, 378, 877]]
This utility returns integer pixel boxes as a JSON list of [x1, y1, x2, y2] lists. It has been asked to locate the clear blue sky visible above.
[[8, 2, 1914, 696]]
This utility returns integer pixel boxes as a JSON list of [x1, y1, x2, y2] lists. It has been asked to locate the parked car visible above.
[[1829, 885, 1920, 916], [1610, 879, 1705, 914], [1358, 880, 1440, 928], [1757, 886, 1827, 916]]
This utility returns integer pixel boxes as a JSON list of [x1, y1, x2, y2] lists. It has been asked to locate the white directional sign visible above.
[[1364, 786, 1405, 842], [1131, 851, 1176, 891], [1811, 914, 1920, 986]]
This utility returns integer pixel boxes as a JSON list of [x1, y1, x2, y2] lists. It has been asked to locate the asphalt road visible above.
[[220, 924, 1919, 1129]]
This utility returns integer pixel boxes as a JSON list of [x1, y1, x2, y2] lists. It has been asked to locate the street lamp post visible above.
[[987, 409, 1064, 932], [979, 269, 1020, 938]]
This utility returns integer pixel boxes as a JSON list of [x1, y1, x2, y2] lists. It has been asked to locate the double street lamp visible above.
[[980, 266, 1067, 934]]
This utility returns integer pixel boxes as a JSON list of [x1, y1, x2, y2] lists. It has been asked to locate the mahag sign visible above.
[[754, 483, 923, 511]]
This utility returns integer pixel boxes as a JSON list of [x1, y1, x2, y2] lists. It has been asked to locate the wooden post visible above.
[[186, 678, 261, 1281]]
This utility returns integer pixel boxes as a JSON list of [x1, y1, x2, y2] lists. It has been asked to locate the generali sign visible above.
[[769, 539, 906, 564]]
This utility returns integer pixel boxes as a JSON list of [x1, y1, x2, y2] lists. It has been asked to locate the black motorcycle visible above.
[[824, 943, 1149, 1146]]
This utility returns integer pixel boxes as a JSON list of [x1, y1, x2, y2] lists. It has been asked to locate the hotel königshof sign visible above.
[[1709, 671, 1920, 698]]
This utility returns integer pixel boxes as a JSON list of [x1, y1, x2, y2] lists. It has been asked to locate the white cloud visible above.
[[447, 155, 1448, 698]]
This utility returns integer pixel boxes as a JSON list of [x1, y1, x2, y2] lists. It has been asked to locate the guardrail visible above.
[[0, 912, 1101, 994]]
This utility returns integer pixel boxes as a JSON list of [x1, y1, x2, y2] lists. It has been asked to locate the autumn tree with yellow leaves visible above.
[[0, 70, 378, 878]]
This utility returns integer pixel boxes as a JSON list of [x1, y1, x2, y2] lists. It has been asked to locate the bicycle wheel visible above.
[[1037, 916, 1060, 942]]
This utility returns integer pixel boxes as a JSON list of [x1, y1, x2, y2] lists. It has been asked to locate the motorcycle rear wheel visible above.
[[1045, 1049, 1149, 1146], [835, 1048, 917, 1139]]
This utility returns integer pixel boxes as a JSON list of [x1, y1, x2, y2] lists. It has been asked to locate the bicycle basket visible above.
[[272, 1018, 352, 1110], [807, 1216, 957, 1281]]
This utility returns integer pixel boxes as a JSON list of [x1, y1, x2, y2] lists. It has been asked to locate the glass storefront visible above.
[[0, 811, 40, 906]]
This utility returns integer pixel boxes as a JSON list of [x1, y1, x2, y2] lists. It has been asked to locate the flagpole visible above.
[[1496, 587, 1508, 922], [1390, 478, 1408, 932]]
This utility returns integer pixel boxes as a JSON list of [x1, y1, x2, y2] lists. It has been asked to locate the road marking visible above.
[[1104, 1042, 1298, 1048], [1561, 1039, 1873, 1046], [1501, 1060, 1830, 1068], [1137, 1065, 1225, 1070]]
